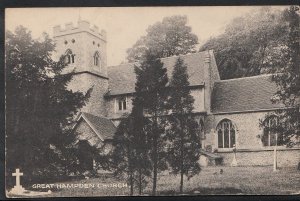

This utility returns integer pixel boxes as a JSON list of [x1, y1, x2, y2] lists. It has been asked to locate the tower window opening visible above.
[[93, 51, 100, 67], [65, 49, 75, 64]]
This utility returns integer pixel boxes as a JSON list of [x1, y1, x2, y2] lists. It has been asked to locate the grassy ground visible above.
[[24, 166, 300, 197]]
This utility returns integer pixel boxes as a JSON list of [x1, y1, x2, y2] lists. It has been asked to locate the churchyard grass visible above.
[[40, 166, 299, 196]]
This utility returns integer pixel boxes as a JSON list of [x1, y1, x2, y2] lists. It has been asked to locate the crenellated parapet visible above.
[[53, 20, 106, 41]]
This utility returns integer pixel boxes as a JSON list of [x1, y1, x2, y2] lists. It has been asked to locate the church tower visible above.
[[53, 20, 109, 117]]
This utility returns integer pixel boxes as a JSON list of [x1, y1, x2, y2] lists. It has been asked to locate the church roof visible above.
[[81, 112, 116, 140], [211, 74, 285, 114], [107, 51, 216, 96]]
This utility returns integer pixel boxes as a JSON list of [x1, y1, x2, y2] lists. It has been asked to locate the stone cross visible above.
[[12, 168, 23, 188]]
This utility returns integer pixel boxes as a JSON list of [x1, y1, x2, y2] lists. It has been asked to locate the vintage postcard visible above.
[[5, 6, 300, 197]]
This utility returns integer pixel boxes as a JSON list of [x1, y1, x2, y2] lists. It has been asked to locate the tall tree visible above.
[[127, 15, 198, 62], [131, 97, 152, 195], [5, 26, 90, 186], [110, 115, 136, 195], [269, 6, 300, 145], [134, 50, 169, 195], [110, 103, 151, 195], [167, 57, 201, 193], [200, 7, 288, 79]]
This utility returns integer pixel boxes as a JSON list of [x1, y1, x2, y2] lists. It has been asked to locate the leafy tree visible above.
[[134, 50, 169, 195], [268, 6, 300, 146], [5, 26, 90, 186], [167, 57, 201, 193], [127, 15, 198, 62], [200, 7, 288, 79]]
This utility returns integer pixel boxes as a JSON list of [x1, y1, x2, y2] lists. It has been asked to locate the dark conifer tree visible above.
[[110, 114, 136, 195], [110, 101, 151, 195], [134, 50, 169, 195], [167, 57, 202, 193], [131, 96, 152, 195]]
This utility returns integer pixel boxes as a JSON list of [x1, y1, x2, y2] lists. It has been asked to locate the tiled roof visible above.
[[107, 51, 214, 96], [81, 112, 116, 140], [211, 75, 285, 114]]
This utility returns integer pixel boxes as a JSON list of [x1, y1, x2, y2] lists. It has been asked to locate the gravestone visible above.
[[199, 155, 209, 167], [8, 168, 52, 197], [10, 168, 25, 194]]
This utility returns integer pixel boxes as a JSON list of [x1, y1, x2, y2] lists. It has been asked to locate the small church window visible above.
[[123, 100, 127, 110], [195, 119, 205, 149], [71, 55, 75, 63], [199, 119, 205, 139], [118, 101, 122, 110], [118, 97, 127, 111], [262, 115, 283, 146], [217, 119, 236, 148], [64, 40, 68, 45], [72, 39, 75, 43]]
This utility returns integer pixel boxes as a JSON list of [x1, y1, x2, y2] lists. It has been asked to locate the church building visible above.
[[53, 20, 300, 170]]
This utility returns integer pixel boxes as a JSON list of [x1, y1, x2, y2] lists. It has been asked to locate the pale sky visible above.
[[5, 6, 288, 66]]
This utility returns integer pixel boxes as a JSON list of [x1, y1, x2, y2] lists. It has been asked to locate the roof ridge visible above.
[[82, 112, 109, 120], [160, 50, 212, 61], [107, 50, 213, 68], [108, 62, 137, 68], [216, 74, 273, 83]]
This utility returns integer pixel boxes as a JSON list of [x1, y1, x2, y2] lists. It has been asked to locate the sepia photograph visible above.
[[4, 6, 300, 197]]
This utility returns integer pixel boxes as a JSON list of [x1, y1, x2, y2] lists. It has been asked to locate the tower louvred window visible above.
[[65, 49, 75, 64], [94, 51, 100, 67]]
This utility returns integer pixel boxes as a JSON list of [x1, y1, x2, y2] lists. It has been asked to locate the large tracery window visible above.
[[65, 49, 75, 64], [217, 119, 236, 148], [262, 115, 283, 146]]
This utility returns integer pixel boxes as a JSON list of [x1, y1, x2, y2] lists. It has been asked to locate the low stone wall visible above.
[[217, 148, 300, 167]]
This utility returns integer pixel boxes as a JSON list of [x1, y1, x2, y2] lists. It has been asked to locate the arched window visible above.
[[118, 97, 127, 111], [65, 49, 75, 64], [93, 51, 100, 67], [262, 115, 283, 146], [199, 119, 205, 140], [216, 119, 236, 148]]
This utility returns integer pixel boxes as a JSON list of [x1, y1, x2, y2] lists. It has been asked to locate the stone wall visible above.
[[218, 148, 300, 167], [106, 88, 205, 120], [53, 21, 107, 76], [106, 95, 133, 120], [68, 73, 109, 117], [74, 118, 104, 149], [191, 88, 205, 112], [203, 111, 272, 150], [201, 111, 300, 167]]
